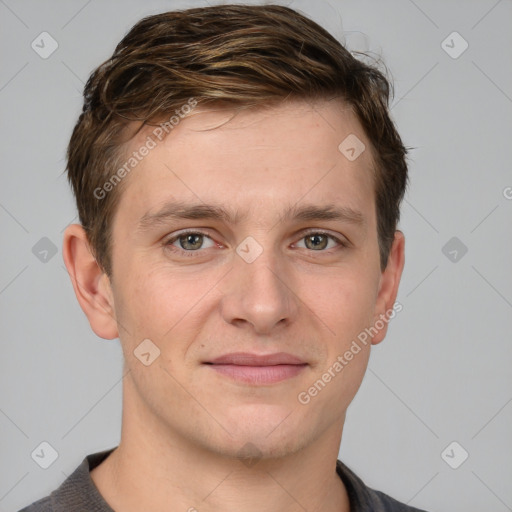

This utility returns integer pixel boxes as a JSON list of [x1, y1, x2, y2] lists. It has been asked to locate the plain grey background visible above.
[[1, 0, 511, 511]]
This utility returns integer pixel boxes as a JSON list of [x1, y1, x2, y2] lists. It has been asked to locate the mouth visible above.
[[203, 352, 308, 385]]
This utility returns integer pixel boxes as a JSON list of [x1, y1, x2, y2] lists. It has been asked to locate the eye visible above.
[[163, 229, 347, 258], [165, 230, 216, 255], [295, 231, 346, 251]]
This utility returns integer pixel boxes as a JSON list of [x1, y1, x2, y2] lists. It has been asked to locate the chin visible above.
[[213, 433, 308, 463], [209, 409, 313, 461]]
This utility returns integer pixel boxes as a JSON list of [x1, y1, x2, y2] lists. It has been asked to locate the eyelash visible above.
[[163, 229, 347, 258]]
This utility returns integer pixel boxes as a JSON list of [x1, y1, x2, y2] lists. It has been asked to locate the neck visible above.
[[91, 374, 351, 512]]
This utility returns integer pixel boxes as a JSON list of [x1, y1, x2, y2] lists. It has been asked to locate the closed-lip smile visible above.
[[204, 352, 308, 384]]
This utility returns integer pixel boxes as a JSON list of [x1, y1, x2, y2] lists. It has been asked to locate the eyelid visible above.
[[163, 228, 349, 256], [164, 229, 217, 246], [294, 229, 349, 249]]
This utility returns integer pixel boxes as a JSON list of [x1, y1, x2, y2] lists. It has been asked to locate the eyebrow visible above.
[[136, 201, 367, 232]]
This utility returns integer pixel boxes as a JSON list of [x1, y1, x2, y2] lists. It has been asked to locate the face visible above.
[[93, 99, 402, 460]]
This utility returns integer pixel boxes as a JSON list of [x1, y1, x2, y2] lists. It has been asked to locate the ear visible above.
[[371, 230, 405, 345], [62, 224, 119, 340]]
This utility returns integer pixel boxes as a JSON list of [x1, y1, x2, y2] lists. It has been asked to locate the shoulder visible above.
[[336, 459, 430, 512], [17, 447, 117, 512], [17, 496, 53, 512], [369, 488, 430, 511]]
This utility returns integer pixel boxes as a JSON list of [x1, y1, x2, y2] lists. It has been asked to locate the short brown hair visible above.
[[66, 3, 409, 277]]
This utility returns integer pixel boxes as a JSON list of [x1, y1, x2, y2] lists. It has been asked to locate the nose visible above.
[[218, 245, 300, 335]]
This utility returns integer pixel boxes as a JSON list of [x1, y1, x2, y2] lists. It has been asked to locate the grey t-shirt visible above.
[[19, 447, 429, 511]]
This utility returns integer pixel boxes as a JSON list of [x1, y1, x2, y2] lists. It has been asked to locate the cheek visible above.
[[310, 268, 377, 403], [111, 263, 169, 341], [309, 266, 378, 335], [115, 260, 222, 343]]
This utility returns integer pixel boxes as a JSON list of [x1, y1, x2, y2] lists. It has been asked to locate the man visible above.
[[20, 4, 428, 511]]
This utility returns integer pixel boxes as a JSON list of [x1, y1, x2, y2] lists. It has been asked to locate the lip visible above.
[[207, 352, 306, 366], [204, 352, 308, 385]]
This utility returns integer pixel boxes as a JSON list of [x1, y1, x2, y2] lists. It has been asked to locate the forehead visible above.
[[114, 99, 376, 230]]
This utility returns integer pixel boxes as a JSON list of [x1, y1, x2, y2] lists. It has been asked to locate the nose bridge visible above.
[[220, 237, 298, 333]]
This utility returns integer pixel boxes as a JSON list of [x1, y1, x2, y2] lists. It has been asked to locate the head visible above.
[[63, 4, 408, 461]]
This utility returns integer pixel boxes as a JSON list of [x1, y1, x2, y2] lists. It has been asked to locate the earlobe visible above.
[[371, 230, 405, 346], [62, 224, 119, 340]]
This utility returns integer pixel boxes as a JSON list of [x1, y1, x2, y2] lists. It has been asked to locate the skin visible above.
[[63, 98, 405, 512]]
